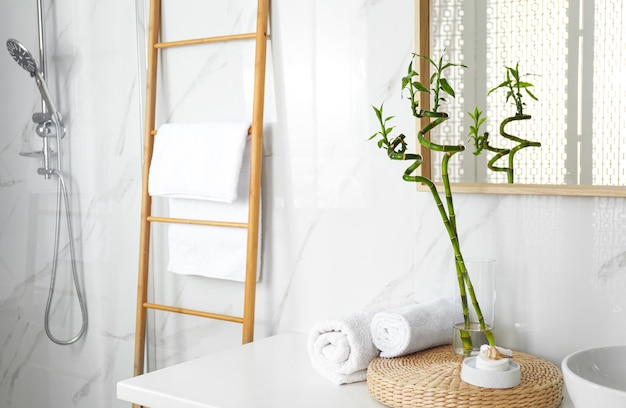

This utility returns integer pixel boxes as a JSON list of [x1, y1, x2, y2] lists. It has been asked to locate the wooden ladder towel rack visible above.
[[133, 0, 269, 392]]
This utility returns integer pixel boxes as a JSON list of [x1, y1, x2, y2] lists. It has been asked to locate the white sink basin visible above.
[[562, 345, 626, 408]]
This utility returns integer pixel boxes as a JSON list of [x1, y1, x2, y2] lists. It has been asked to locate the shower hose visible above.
[[43, 118, 88, 345]]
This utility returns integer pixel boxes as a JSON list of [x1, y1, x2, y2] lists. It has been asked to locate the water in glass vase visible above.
[[452, 322, 493, 356]]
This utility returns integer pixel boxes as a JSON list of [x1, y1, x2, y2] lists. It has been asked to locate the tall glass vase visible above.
[[452, 258, 496, 356]]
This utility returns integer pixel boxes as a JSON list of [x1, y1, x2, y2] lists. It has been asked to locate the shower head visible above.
[[6, 38, 61, 120], [6, 39, 37, 77]]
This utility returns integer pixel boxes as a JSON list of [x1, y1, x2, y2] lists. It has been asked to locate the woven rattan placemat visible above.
[[367, 345, 563, 408]]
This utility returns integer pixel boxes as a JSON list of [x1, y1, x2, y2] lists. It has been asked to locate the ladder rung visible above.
[[155, 32, 256, 49], [147, 216, 248, 228], [143, 302, 244, 324], [150, 127, 253, 136]]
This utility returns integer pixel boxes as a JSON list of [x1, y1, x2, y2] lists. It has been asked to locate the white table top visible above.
[[117, 333, 385, 408], [117, 333, 572, 408]]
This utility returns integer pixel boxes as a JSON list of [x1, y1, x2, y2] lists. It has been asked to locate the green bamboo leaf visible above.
[[440, 78, 456, 97], [516, 81, 534, 89], [488, 80, 510, 95], [441, 62, 453, 70], [413, 81, 430, 93], [417, 53, 436, 67], [442, 62, 468, 70], [373, 105, 383, 121], [525, 88, 538, 101], [508, 68, 520, 82]]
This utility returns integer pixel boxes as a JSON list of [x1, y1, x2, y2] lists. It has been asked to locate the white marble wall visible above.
[[0, 1, 625, 407], [0, 0, 141, 407]]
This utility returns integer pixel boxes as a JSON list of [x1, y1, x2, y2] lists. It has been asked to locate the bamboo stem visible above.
[[371, 53, 497, 355], [499, 114, 541, 183]]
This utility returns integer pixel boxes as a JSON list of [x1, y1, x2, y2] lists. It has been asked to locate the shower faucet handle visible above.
[[32, 112, 53, 123]]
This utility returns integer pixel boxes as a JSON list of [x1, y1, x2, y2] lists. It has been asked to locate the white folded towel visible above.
[[166, 142, 259, 282], [307, 300, 416, 385], [370, 297, 459, 358], [148, 121, 250, 203]]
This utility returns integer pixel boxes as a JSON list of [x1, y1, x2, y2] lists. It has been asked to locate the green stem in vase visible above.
[[370, 53, 497, 355]]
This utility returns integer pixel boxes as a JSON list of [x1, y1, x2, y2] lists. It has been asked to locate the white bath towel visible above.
[[308, 309, 380, 385], [148, 121, 250, 203], [166, 142, 260, 282], [370, 297, 460, 358], [307, 300, 416, 385]]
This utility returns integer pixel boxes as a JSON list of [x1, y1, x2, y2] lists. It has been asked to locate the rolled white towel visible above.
[[370, 297, 459, 358], [307, 309, 379, 385], [308, 300, 415, 385]]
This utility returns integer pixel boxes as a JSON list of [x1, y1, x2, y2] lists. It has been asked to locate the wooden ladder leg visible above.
[[241, 0, 270, 345], [133, 0, 161, 383]]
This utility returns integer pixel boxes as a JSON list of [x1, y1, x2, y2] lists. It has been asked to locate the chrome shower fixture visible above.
[[6, 38, 62, 120], [6, 34, 87, 345], [6, 38, 37, 75], [7, 38, 65, 177]]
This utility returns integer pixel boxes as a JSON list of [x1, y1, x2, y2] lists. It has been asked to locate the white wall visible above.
[[0, 1, 624, 407], [0, 0, 142, 406]]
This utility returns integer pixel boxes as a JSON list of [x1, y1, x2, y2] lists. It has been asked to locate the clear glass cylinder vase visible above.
[[452, 258, 496, 356]]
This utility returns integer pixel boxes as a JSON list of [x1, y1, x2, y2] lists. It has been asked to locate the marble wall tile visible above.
[[1, 0, 141, 407]]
